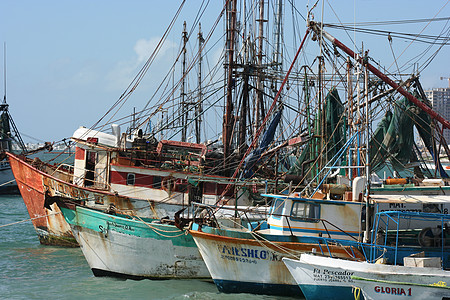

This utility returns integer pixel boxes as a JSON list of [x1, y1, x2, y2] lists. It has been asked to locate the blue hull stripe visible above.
[[213, 279, 301, 297], [299, 284, 353, 300]]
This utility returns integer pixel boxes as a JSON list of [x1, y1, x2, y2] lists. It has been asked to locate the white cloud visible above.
[[105, 37, 177, 91], [134, 37, 178, 64]]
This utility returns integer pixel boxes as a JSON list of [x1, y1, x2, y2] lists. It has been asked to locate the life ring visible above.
[[161, 176, 176, 195]]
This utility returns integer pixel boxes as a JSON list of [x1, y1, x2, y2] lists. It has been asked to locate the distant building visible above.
[[425, 87, 450, 144]]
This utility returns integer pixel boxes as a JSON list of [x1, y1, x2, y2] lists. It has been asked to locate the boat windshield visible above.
[[270, 199, 285, 219]]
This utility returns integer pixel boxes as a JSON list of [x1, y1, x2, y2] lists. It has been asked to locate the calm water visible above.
[[0, 195, 298, 300]]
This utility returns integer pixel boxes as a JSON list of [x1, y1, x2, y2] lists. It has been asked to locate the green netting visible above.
[[288, 88, 440, 179], [369, 94, 434, 174], [325, 87, 346, 161], [288, 87, 345, 177]]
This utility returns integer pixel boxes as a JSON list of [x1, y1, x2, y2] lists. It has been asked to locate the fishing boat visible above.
[[284, 254, 450, 300], [282, 210, 450, 300], [0, 45, 27, 194], [57, 199, 211, 279], [7, 132, 268, 246], [189, 193, 366, 296], [189, 4, 450, 295], [190, 190, 450, 296], [6, 1, 322, 247]]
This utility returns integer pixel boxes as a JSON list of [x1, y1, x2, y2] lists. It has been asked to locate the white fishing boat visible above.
[[58, 201, 211, 279], [284, 253, 450, 300], [190, 193, 366, 296], [282, 210, 450, 299]]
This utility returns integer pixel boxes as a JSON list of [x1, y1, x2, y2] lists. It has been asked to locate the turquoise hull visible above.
[[60, 205, 210, 279]]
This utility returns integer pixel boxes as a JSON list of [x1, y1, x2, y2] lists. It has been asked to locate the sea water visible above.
[[0, 195, 299, 300]]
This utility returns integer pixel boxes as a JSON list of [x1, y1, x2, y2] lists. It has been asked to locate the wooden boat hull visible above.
[[60, 204, 210, 279], [7, 152, 186, 246], [283, 254, 450, 300], [189, 226, 364, 297], [7, 153, 76, 246]]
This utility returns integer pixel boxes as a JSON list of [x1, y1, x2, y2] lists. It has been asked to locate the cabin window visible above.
[[290, 202, 320, 222], [270, 199, 285, 219], [203, 182, 216, 194], [85, 151, 97, 186], [175, 179, 188, 193], [127, 173, 135, 185], [153, 176, 161, 189]]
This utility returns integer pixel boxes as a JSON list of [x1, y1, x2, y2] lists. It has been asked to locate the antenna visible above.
[[3, 42, 6, 104], [440, 76, 450, 88]]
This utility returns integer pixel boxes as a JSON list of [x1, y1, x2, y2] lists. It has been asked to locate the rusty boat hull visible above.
[[7, 152, 188, 246], [190, 224, 364, 297], [59, 202, 210, 279], [7, 152, 77, 246]]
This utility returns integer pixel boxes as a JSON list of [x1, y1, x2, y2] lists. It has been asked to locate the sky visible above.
[[1, 0, 449, 144]]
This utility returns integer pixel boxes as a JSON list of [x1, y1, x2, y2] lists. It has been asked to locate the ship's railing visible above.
[[116, 147, 247, 176], [191, 201, 359, 238], [50, 163, 74, 176], [369, 210, 450, 268], [0, 160, 9, 170], [191, 202, 269, 228], [267, 210, 360, 241]]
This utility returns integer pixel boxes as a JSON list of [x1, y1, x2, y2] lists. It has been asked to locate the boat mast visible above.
[[181, 21, 188, 142], [346, 57, 354, 180], [364, 59, 371, 243], [254, 0, 266, 137], [3, 42, 5, 105], [356, 54, 361, 177], [223, 0, 237, 170], [238, 1, 249, 156], [271, 0, 283, 95], [1, 43, 26, 153], [196, 23, 204, 144], [318, 57, 324, 182]]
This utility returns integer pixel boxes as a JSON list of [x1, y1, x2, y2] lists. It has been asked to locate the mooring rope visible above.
[[0, 212, 62, 228], [0, 179, 16, 187], [134, 214, 186, 238]]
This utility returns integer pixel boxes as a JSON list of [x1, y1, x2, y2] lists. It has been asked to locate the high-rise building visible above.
[[425, 86, 450, 144]]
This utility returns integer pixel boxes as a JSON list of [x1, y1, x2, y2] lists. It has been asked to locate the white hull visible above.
[[283, 254, 450, 300], [190, 227, 364, 296], [190, 229, 300, 296], [65, 206, 210, 279]]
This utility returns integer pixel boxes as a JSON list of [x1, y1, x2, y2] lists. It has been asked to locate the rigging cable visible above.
[[86, 0, 187, 139], [134, 1, 229, 133]]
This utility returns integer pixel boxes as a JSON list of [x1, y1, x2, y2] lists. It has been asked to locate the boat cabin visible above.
[[70, 125, 256, 206], [260, 193, 363, 241]]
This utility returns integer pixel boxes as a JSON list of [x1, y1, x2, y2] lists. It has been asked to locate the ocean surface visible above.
[[0, 195, 299, 300]]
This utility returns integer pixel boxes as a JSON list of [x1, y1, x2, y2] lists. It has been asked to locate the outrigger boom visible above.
[[308, 21, 450, 130]]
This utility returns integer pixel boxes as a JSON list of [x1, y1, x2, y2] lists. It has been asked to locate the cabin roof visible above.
[[371, 194, 450, 204], [261, 193, 361, 206]]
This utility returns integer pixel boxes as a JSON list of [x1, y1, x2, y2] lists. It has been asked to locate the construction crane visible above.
[[440, 76, 450, 88]]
